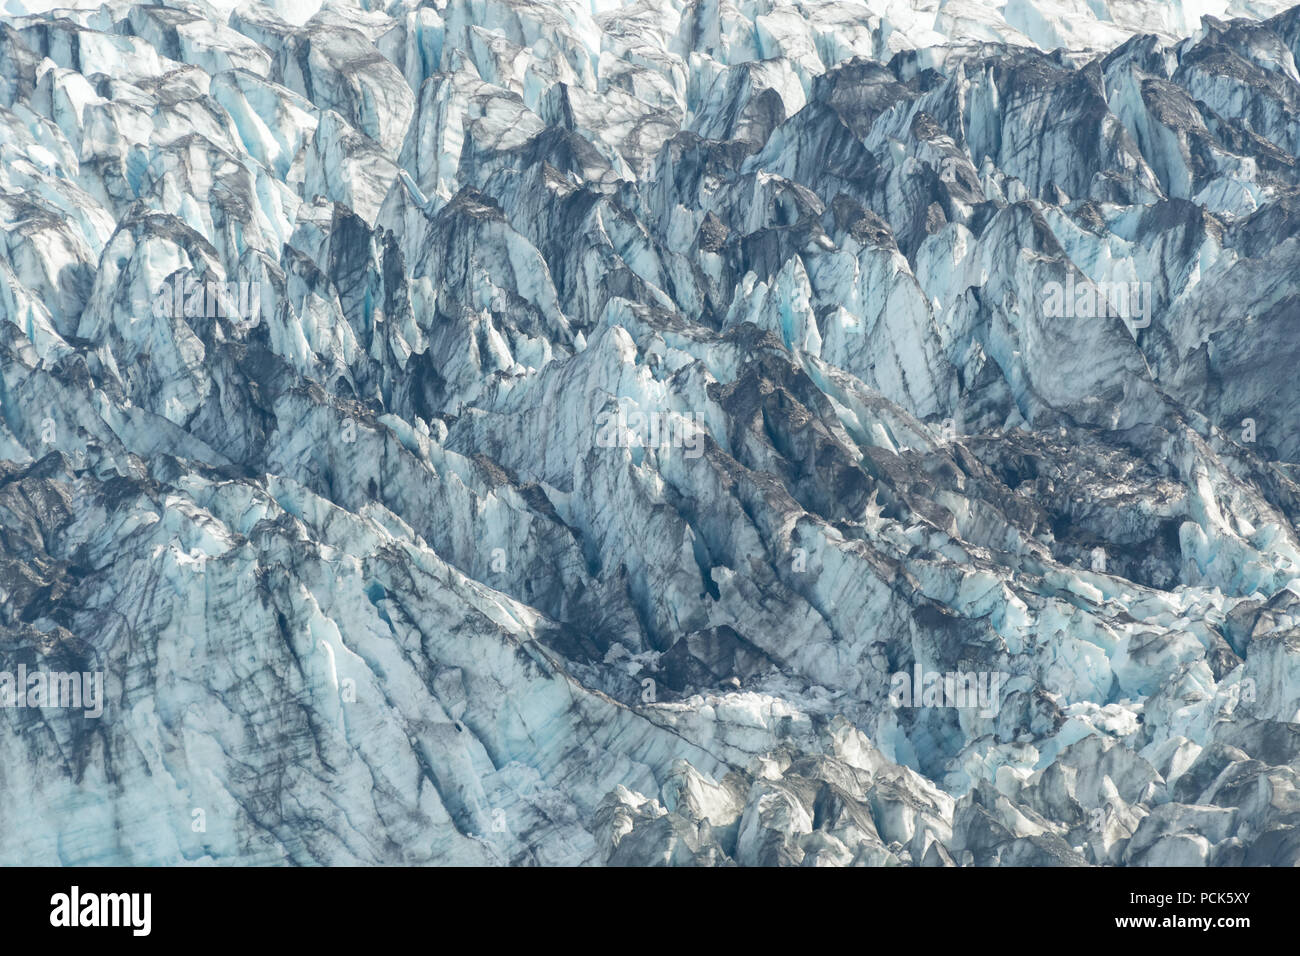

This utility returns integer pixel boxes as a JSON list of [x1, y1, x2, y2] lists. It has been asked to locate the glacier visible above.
[[0, 0, 1299, 866]]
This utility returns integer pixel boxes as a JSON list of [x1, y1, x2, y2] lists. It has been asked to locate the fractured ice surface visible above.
[[1, 0, 1300, 865]]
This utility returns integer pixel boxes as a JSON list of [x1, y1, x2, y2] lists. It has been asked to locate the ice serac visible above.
[[1, 0, 1299, 866]]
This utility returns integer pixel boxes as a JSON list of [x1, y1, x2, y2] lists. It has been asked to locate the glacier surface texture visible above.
[[2, 0, 1300, 866]]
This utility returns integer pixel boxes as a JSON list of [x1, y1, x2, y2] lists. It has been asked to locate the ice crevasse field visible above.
[[0, 0, 1299, 867]]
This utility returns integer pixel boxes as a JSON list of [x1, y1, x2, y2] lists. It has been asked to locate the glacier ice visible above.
[[0, 0, 1299, 867]]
